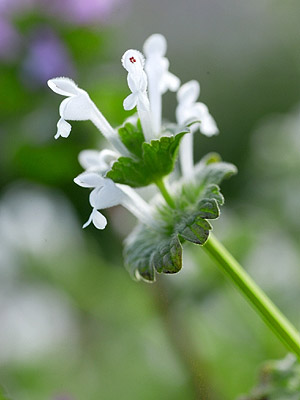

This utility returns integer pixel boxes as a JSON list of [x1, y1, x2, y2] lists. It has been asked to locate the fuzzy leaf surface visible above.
[[124, 154, 237, 282], [117, 121, 145, 159], [107, 131, 186, 187]]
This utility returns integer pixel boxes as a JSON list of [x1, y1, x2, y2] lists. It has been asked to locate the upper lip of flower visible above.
[[47, 77, 81, 96], [47, 77, 129, 155]]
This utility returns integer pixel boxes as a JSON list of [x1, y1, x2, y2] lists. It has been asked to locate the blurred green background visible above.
[[1, 1, 300, 399]]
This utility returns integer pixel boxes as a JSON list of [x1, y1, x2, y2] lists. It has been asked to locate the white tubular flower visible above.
[[176, 80, 219, 136], [121, 49, 154, 142], [74, 172, 125, 230], [48, 77, 92, 139], [176, 80, 219, 179], [143, 34, 180, 135], [47, 77, 128, 155], [78, 149, 119, 174], [74, 172, 155, 230]]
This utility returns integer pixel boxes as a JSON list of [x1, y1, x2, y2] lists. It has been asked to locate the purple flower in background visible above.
[[0, 0, 36, 17], [46, 0, 129, 25], [0, 0, 129, 24], [0, 0, 130, 62], [0, 17, 19, 60], [0, 0, 35, 60], [22, 28, 75, 88]]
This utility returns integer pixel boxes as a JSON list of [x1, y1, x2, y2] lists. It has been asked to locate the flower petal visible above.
[[78, 150, 101, 170], [200, 113, 219, 136], [123, 93, 138, 110], [82, 209, 107, 230], [55, 118, 71, 139], [98, 149, 118, 171], [89, 186, 103, 208], [47, 77, 80, 96], [121, 49, 145, 73], [78, 149, 118, 173], [192, 103, 219, 136], [89, 179, 124, 209], [59, 93, 92, 121], [177, 80, 200, 105], [160, 70, 181, 93], [143, 33, 167, 57], [92, 209, 107, 230], [74, 172, 104, 188]]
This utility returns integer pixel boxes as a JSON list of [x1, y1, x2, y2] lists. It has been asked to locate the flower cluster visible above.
[[48, 33, 219, 231]]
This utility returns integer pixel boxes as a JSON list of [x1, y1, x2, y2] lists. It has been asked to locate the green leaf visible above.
[[125, 226, 183, 282], [152, 236, 182, 274], [118, 121, 145, 158], [124, 154, 237, 281], [237, 354, 300, 400], [178, 152, 237, 207], [176, 199, 219, 244], [202, 184, 225, 205], [194, 152, 238, 187], [107, 132, 186, 188]]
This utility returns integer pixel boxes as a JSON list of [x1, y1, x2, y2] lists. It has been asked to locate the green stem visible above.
[[202, 233, 300, 358], [155, 178, 175, 208]]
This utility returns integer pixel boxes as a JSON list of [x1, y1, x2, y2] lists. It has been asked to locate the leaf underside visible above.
[[124, 153, 237, 282]]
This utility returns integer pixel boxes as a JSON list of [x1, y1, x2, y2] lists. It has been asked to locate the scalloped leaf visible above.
[[125, 202, 218, 282], [107, 132, 186, 187], [124, 154, 237, 282], [178, 152, 237, 206]]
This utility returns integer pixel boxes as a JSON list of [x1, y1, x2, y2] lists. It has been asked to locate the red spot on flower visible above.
[[129, 56, 136, 64]]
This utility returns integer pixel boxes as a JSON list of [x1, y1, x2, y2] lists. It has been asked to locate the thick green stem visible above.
[[155, 178, 175, 208], [202, 233, 300, 359]]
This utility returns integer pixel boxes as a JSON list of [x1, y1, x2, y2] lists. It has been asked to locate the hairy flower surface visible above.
[[48, 33, 236, 281]]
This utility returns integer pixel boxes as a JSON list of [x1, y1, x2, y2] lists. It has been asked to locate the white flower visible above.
[[74, 172, 155, 230], [48, 34, 220, 231], [176, 80, 218, 136], [78, 149, 119, 174], [143, 34, 180, 135], [121, 49, 154, 142], [120, 35, 180, 140], [47, 77, 128, 155], [176, 80, 219, 178], [47, 77, 94, 139], [74, 172, 125, 229], [83, 208, 108, 230]]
